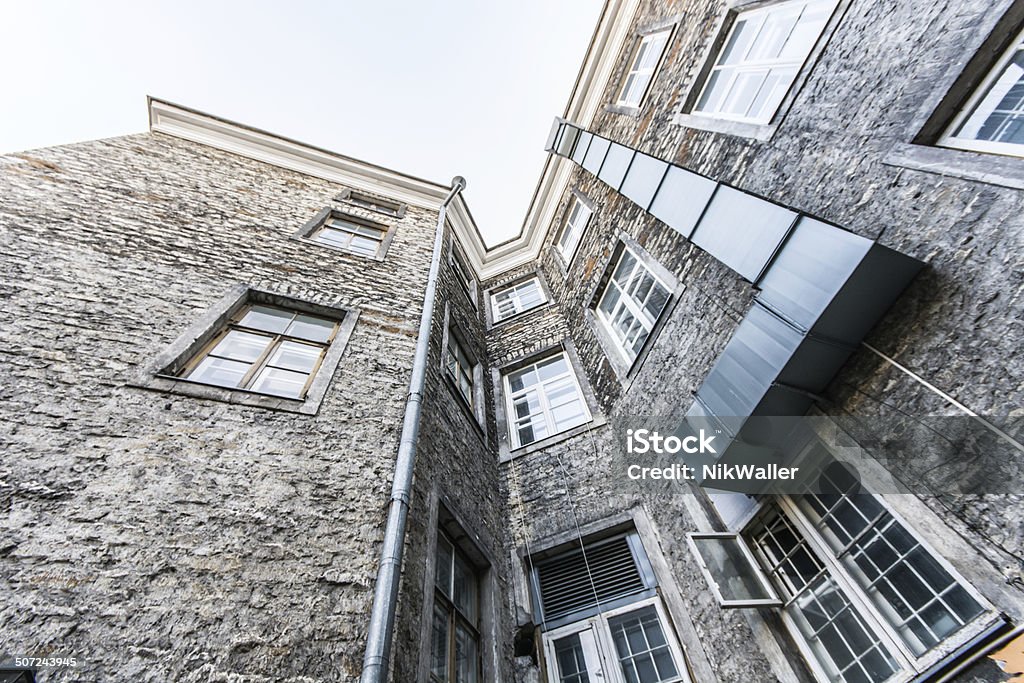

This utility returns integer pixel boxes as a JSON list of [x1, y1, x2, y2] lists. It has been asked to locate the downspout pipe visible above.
[[360, 175, 467, 683]]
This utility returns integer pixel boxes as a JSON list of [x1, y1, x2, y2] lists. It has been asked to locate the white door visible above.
[[544, 599, 691, 683]]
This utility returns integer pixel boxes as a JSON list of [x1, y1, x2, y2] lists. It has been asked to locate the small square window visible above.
[[336, 189, 406, 218], [133, 286, 358, 415], [617, 29, 673, 108], [940, 26, 1024, 157], [179, 303, 339, 400], [295, 208, 396, 260], [490, 277, 546, 323], [502, 352, 592, 448], [693, 0, 839, 125]]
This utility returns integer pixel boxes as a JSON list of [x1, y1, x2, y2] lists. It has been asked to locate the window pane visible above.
[[453, 552, 478, 623], [266, 340, 322, 373], [554, 633, 591, 683], [608, 606, 678, 683], [250, 366, 309, 398], [436, 536, 454, 596], [691, 536, 775, 602], [187, 356, 250, 388], [239, 305, 292, 333], [315, 227, 351, 248], [350, 235, 381, 256], [286, 314, 336, 342], [210, 330, 272, 362], [454, 623, 479, 683], [956, 48, 1024, 144], [430, 605, 449, 680]]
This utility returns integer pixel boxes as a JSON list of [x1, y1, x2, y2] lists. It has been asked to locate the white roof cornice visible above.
[[146, 0, 635, 280]]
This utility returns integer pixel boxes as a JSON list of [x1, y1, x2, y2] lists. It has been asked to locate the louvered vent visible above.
[[535, 536, 646, 620]]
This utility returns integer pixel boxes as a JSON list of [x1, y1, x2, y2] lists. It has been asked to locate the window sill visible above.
[[488, 302, 555, 330], [882, 142, 1024, 190], [605, 103, 642, 118], [673, 112, 776, 142], [130, 375, 320, 415], [289, 235, 387, 262], [499, 416, 608, 463]]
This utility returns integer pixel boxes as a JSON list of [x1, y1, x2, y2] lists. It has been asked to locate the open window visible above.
[[687, 533, 781, 608]]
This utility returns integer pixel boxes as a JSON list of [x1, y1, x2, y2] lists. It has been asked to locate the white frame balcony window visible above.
[[543, 597, 691, 683], [491, 277, 546, 323], [556, 194, 593, 264], [940, 26, 1024, 157], [595, 246, 671, 366], [693, 0, 839, 124], [503, 352, 591, 448], [617, 29, 673, 108]]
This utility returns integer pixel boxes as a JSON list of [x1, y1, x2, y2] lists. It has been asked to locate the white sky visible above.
[[0, 1, 603, 245]]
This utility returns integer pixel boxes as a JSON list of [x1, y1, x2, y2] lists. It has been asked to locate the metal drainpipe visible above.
[[360, 175, 467, 683]]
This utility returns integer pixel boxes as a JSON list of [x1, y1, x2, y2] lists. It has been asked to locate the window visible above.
[[595, 246, 671, 365], [450, 241, 478, 307], [178, 303, 339, 399], [693, 0, 838, 124], [556, 194, 593, 264], [534, 532, 692, 683], [690, 472, 992, 682], [445, 331, 476, 409], [503, 352, 592, 448], [310, 214, 387, 257], [431, 533, 481, 683], [617, 29, 672, 108], [940, 26, 1024, 156], [339, 189, 405, 217], [490, 277, 546, 323]]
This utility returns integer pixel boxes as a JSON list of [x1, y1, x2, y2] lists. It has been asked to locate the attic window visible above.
[[337, 189, 406, 217], [294, 208, 398, 261]]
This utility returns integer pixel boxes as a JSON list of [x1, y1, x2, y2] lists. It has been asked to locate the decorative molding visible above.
[[145, 0, 638, 280]]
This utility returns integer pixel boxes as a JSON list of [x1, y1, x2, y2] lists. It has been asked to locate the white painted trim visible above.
[[147, 98, 490, 275], [144, 0, 640, 281]]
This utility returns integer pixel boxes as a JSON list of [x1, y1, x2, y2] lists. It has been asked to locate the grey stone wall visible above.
[[0, 132, 509, 682], [496, 0, 1024, 681]]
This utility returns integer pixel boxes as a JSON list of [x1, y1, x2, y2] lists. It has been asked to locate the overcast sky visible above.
[[0, 1, 602, 245]]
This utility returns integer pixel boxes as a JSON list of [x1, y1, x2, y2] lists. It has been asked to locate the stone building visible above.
[[2, 0, 1023, 682]]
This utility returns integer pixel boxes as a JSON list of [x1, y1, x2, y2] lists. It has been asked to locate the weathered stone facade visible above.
[[2, 0, 1024, 681]]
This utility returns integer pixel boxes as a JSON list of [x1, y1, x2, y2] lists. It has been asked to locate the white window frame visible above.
[[686, 532, 782, 608], [490, 277, 546, 323], [692, 0, 839, 125], [616, 29, 673, 108], [556, 194, 593, 264], [738, 495, 998, 683], [312, 214, 388, 257], [595, 246, 672, 366], [502, 352, 592, 449], [939, 25, 1024, 157], [542, 596, 692, 683]]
